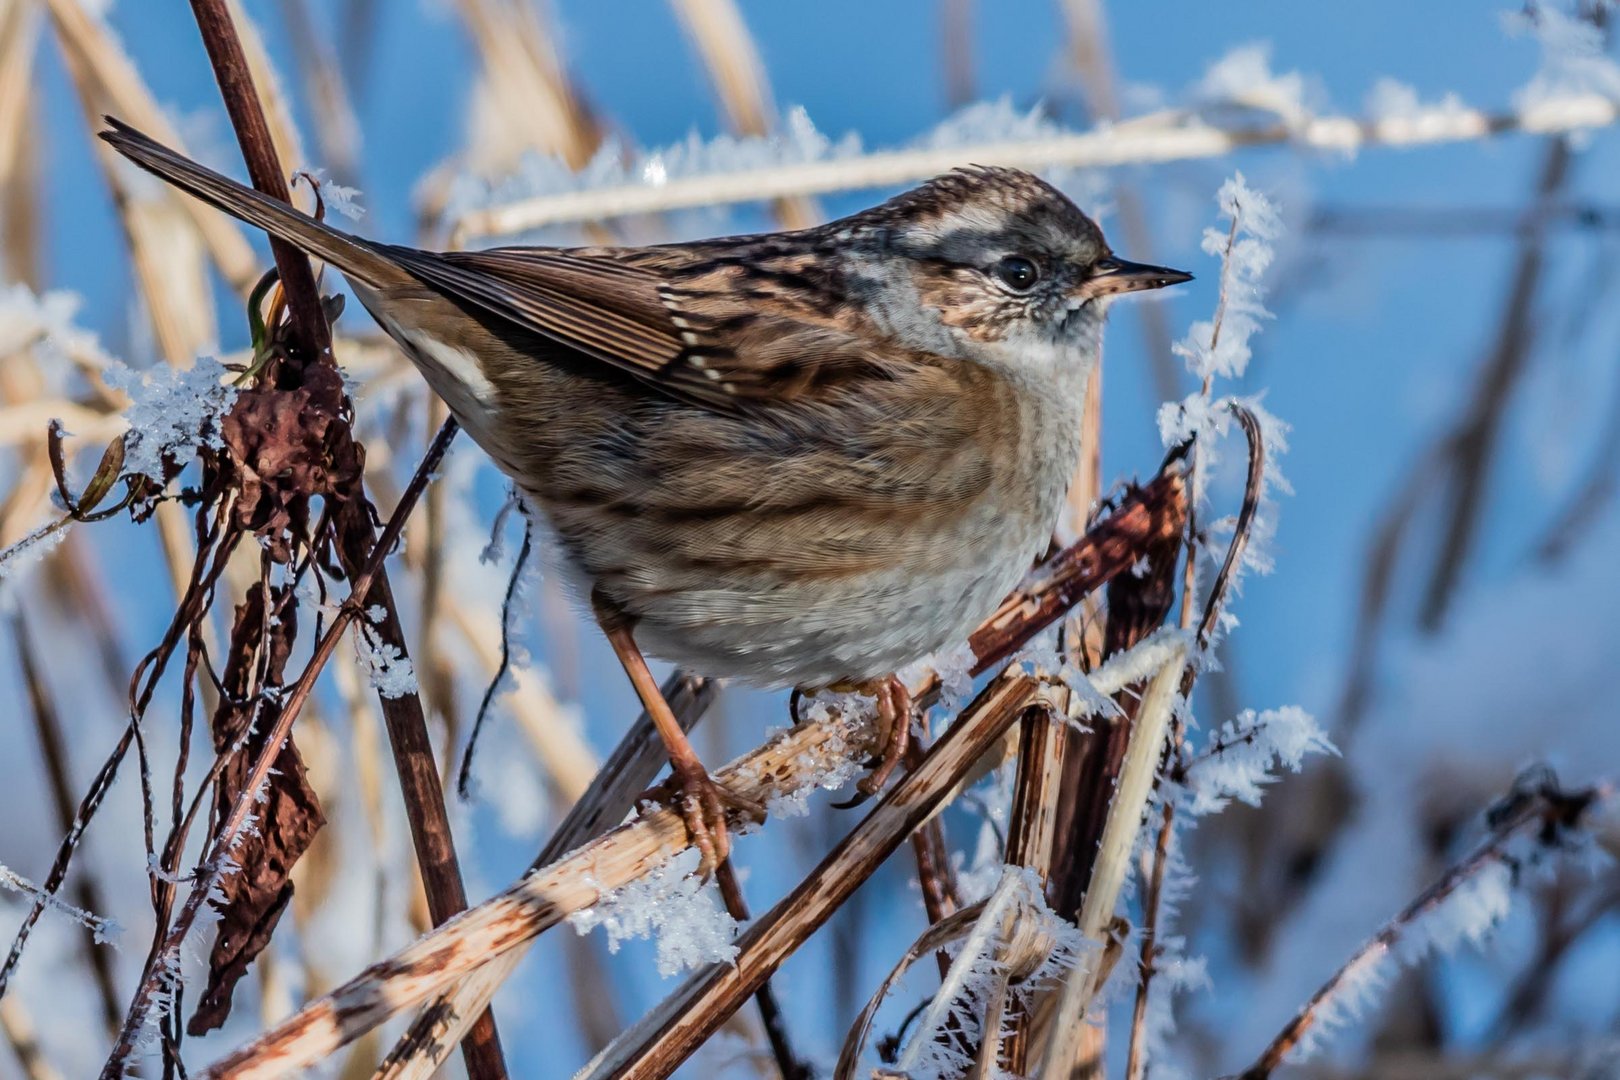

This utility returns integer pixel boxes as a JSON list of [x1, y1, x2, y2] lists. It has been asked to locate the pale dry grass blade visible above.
[[454, 0, 599, 174], [1036, 636, 1189, 1074], [669, 0, 817, 228], [280, 0, 362, 181], [454, 94, 1620, 237], [42, 0, 258, 292], [0, 0, 42, 285], [0, 995, 65, 1080]]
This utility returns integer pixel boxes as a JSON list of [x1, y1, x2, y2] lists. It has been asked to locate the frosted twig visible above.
[[100, 418, 458, 1075], [0, 864, 120, 945], [1230, 776, 1612, 1078], [453, 92, 1619, 237]]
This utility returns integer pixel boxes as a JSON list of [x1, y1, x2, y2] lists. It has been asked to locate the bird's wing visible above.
[[384, 244, 885, 412]]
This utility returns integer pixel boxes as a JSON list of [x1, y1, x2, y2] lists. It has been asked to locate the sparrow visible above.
[[100, 117, 1190, 869]]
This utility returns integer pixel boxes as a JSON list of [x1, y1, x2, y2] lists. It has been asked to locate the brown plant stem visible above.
[[579, 673, 1047, 1080], [186, 0, 329, 365], [1126, 402, 1268, 1078], [182, 3, 503, 1074]]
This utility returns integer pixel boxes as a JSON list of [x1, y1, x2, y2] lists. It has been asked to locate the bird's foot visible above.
[[831, 675, 913, 807], [666, 758, 765, 875]]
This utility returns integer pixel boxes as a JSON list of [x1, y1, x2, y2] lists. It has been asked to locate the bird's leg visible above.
[[594, 602, 761, 874], [857, 674, 913, 796]]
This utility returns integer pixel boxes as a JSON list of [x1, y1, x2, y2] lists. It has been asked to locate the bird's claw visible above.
[[669, 760, 764, 876]]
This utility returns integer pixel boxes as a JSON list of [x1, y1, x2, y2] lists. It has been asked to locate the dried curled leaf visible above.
[[189, 587, 325, 1035], [220, 363, 364, 561]]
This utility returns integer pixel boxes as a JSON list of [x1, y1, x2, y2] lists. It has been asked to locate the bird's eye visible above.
[[993, 255, 1040, 292]]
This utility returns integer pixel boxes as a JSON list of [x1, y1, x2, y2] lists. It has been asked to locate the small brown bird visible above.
[[101, 118, 1189, 868]]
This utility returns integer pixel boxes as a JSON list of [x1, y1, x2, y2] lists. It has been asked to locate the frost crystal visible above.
[[104, 355, 239, 482], [0, 283, 112, 374], [1, 862, 122, 944], [1507, 5, 1620, 114], [567, 847, 739, 977], [896, 867, 1090, 1080], [1190, 43, 1318, 127], [353, 622, 420, 699], [0, 519, 73, 591], [1170, 173, 1279, 385], [759, 695, 863, 818], [1291, 856, 1520, 1065], [1183, 706, 1336, 817]]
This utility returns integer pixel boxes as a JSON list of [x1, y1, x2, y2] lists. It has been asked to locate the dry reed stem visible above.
[[577, 672, 1051, 1080], [0, 0, 41, 282], [1035, 636, 1189, 1074], [453, 93, 1620, 238], [1419, 139, 1568, 630], [671, 0, 818, 230], [591, 635, 1192, 1080], [369, 671, 715, 1080], [218, 0, 307, 180], [280, 0, 362, 181], [1060, 0, 1182, 404], [453, 0, 599, 172], [0, 995, 64, 1080], [202, 694, 887, 1078]]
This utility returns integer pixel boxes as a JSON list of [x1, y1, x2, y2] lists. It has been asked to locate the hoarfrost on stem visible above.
[[1507, 4, 1620, 114], [103, 355, 239, 483], [566, 847, 739, 977], [1, 862, 122, 945], [353, 621, 420, 699], [1182, 705, 1336, 817], [1170, 172, 1280, 386]]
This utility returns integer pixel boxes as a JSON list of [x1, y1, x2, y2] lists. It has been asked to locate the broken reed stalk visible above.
[[156, 5, 506, 1076], [371, 457, 1187, 1074], [373, 671, 714, 1079], [1231, 780, 1610, 1079], [1036, 637, 1189, 1075], [578, 672, 1052, 1080]]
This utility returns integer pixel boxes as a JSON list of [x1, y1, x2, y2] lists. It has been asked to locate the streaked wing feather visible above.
[[383, 244, 871, 411]]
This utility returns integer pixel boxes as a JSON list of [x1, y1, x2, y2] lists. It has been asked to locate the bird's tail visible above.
[[98, 117, 404, 289]]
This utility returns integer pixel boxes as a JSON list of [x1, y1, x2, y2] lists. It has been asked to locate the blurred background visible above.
[[2, 1, 1619, 1077]]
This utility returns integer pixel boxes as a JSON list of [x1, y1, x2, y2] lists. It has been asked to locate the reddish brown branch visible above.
[[185, 0, 329, 366], [178, 3, 500, 1073]]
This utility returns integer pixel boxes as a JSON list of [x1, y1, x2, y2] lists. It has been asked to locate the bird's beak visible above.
[[1079, 256, 1194, 300]]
